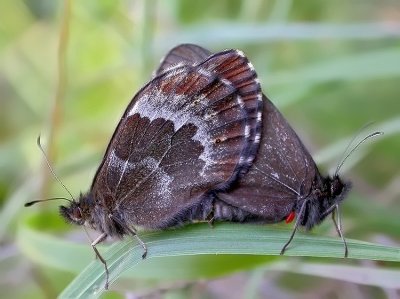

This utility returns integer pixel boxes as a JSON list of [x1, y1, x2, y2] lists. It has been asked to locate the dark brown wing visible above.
[[155, 44, 212, 75], [159, 44, 263, 181], [198, 49, 263, 177], [217, 95, 322, 222], [90, 50, 261, 228]]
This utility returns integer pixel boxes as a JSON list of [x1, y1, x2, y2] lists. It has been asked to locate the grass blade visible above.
[[17, 215, 399, 298]]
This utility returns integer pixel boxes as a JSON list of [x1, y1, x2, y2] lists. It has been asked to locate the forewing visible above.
[[199, 50, 263, 176], [159, 44, 263, 182], [143, 49, 263, 190], [217, 95, 320, 222]]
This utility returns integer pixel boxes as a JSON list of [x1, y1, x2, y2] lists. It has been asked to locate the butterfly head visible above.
[[59, 201, 85, 226], [319, 175, 351, 220], [328, 175, 350, 202], [300, 175, 351, 230], [59, 193, 94, 226]]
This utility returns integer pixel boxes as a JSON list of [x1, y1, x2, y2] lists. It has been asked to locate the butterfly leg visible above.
[[109, 214, 148, 259], [206, 201, 216, 228], [91, 232, 110, 289], [331, 205, 348, 258], [280, 199, 308, 255], [207, 215, 215, 228]]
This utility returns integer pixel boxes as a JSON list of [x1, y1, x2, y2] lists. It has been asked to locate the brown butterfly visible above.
[[27, 44, 360, 289]]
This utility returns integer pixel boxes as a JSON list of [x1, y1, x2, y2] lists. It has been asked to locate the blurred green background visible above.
[[1, 0, 400, 298]]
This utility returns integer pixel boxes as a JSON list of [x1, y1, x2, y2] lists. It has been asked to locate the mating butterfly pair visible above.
[[29, 44, 351, 289]]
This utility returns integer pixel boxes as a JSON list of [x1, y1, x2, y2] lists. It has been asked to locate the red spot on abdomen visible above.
[[285, 211, 295, 223]]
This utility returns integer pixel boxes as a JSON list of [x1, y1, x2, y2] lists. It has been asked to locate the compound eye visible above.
[[331, 179, 342, 197], [72, 208, 82, 221]]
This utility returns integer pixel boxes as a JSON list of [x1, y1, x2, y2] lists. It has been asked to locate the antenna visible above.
[[24, 197, 72, 207], [36, 135, 75, 201], [335, 131, 383, 176]]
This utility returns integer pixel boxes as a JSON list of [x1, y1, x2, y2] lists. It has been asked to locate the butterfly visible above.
[[27, 44, 352, 289]]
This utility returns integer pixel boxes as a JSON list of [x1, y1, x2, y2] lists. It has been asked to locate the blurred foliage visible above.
[[1, 0, 400, 298]]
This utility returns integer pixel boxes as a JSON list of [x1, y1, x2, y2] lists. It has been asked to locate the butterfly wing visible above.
[[159, 44, 263, 179], [198, 49, 263, 176], [155, 44, 212, 75], [90, 50, 262, 228], [217, 95, 322, 222]]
